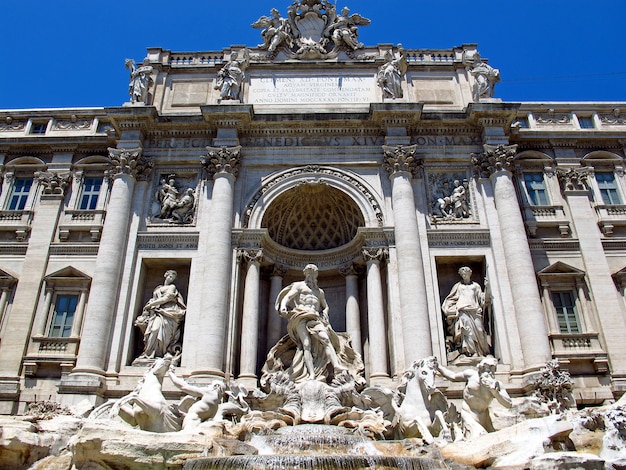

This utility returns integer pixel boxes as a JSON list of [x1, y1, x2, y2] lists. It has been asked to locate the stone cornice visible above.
[[370, 102, 423, 129], [200, 104, 254, 131], [105, 106, 158, 134]]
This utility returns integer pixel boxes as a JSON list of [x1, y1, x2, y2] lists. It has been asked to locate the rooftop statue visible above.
[[125, 58, 153, 104], [214, 49, 250, 101], [323, 6, 370, 51], [377, 46, 408, 99], [252, 8, 294, 53], [261, 264, 363, 385], [464, 51, 500, 101]]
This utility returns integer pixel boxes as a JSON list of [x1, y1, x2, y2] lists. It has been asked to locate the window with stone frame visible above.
[[551, 290, 581, 334], [594, 171, 622, 205], [514, 152, 569, 237], [8, 177, 33, 210], [78, 176, 103, 210], [538, 262, 609, 373], [47, 293, 79, 338], [58, 156, 110, 242], [23, 266, 91, 377], [539, 263, 589, 333], [522, 172, 550, 206]]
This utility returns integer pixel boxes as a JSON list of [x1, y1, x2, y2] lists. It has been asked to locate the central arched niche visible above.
[[261, 181, 365, 251]]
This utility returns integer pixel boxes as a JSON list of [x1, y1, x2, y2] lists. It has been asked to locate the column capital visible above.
[[556, 166, 593, 192], [106, 147, 152, 180], [471, 144, 518, 178], [238, 248, 263, 265], [362, 247, 389, 263], [339, 263, 365, 277], [34, 171, 72, 198], [202, 146, 242, 179], [382, 144, 422, 178], [269, 264, 288, 278]]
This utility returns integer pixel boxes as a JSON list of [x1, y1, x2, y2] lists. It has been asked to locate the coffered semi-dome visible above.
[[261, 182, 365, 251]]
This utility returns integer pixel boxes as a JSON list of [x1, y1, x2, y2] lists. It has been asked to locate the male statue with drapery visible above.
[[261, 264, 363, 386]]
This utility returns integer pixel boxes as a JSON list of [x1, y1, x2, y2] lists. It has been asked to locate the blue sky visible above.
[[1, 0, 624, 109]]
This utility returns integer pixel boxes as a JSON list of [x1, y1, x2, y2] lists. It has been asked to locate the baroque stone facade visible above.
[[0, 2, 625, 438]]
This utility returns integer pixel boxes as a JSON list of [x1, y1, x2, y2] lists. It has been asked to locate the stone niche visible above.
[[436, 256, 491, 362], [128, 260, 191, 365]]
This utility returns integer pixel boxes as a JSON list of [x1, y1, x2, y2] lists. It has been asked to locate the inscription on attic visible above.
[[249, 75, 374, 104]]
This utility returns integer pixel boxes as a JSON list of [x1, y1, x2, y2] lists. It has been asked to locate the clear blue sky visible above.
[[1, 0, 624, 109]]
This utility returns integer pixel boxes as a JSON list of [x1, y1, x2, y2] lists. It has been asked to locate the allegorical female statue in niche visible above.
[[442, 266, 491, 358], [135, 270, 186, 360]]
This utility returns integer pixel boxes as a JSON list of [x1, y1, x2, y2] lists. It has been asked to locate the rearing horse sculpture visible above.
[[108, 354, 182, 432], [392, 356, 451, 443]]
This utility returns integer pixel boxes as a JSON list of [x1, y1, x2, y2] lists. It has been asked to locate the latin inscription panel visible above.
[[248, 75, 375, 105]]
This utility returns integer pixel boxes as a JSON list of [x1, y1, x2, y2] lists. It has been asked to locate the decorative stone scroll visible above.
[[382, 145, 422, 178], [107, 147, 153, 180], [34, 171, 71, 196], [471, 144, 518, 178], [202, 146, 242, 179], [556, 167, 592, 192]]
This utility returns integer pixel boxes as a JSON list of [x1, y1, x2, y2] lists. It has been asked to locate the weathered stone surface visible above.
[[69, 421, 214, 469], [526, 452, 605, 470], [440, 414, 573, 468]]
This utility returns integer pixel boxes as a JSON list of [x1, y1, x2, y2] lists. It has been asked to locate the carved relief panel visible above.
[[426, 169, 475, 224]]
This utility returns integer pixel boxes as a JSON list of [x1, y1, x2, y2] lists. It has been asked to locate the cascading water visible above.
[[183, 424, 452, 470]]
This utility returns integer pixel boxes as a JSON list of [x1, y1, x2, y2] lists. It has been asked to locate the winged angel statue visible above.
[[252, 1, 370, 59]]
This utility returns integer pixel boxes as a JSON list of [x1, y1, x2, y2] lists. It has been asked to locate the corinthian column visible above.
[[339, 264, 363, 357], [71, 148, 152, 378], [238, 249, 263, 388], [188, 146, 241, 378], [472, 145, 551, 368], [383, 145, 432, 364], [266, 265, 287, 350], [362, 248, 389, 382]]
